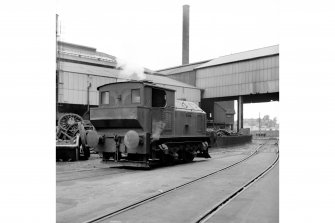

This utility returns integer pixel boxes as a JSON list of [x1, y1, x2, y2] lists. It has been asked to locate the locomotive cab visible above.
[[88, 81, 210, 167]]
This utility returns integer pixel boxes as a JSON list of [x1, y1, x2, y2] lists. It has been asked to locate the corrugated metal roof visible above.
[[145, 74, 200, 89], [97, 81, 175, 91], [196, 45, 279, 69], [59, 61, 119, 77], [59, 61, 199, 90], [156, 60, 210, 75], [58, 41, 96, 52], [58, 41, 117, 67]]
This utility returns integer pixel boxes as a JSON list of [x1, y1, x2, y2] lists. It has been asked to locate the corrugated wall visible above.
[[167, 71, 196, 86], [58, 72, 201, 105], [196, 55, 279, 98], [58, 71, 117, 105]]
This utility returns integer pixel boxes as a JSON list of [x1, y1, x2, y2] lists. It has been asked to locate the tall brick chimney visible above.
[[182, 5, 190, 65]]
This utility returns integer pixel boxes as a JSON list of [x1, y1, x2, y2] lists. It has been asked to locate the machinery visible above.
[[56, 113, 95, 161], [87, 81, 210, 167]]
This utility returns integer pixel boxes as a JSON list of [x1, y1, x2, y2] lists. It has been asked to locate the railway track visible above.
[[84, 140, 273, 223], [194, 144, 279, 222], [57, 142, 260, 183]]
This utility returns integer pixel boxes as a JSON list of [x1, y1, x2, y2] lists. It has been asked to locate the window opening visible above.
[[152, 88, 166, 107], [131, 89, 141, 103], [101, 91, 109, 104]]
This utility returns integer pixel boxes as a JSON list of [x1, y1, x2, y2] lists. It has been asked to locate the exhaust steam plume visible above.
[[116, 57, 147, 80]]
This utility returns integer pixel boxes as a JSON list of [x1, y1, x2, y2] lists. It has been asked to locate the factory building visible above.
[[157, 45, 279, 130], [213, 101, 235, 130], [56, 41, 201, 120]]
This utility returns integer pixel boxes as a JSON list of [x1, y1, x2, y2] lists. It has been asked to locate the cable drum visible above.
[[58, 113, 83, 133]]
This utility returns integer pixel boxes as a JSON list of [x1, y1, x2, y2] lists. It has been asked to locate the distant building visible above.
[[213, 101, 235, 130]]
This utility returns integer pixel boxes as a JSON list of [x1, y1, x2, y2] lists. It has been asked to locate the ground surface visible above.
[[56, 139, 278, 223], [207, 161, 279, 223]]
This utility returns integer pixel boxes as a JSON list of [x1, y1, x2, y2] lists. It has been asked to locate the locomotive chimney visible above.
[[182, 5, 190, 65]]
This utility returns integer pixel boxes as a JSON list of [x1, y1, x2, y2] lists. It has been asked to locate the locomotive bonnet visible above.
[[88, 81, 210, 167]]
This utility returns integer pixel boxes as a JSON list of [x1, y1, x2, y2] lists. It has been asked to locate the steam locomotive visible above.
[[86, 81, 210, 167]]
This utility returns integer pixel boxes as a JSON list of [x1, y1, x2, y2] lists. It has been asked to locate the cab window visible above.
[[152, 88, 166, 107], [131, 89, 141, 103], [101, 91, 109, 104]]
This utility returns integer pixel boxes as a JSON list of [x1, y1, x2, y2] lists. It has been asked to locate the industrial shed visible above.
[[157, 60, 210, 86], [56, 42, 201, 119], [195, 45, 279, 98], [156, 45, 279, 131]]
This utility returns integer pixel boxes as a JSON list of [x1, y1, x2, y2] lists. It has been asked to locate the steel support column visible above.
[[237, 96, 243, 132]]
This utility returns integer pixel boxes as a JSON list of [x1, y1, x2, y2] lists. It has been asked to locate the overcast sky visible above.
[[56, 0, 279, 120]]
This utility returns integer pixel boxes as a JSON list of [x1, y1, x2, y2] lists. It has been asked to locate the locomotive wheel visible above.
[[184, 151, 195, 162], [102, 152, 112, 160]]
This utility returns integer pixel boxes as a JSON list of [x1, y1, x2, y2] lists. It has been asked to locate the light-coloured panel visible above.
[[225, 64, 231, 75], [62, 88, 68, 103], [261, 69, 266, 81], [63, 72, 69, 89], [70, 89, 75, 103], [260, 58, 265, 69], [58, 88, 63, 103], [270, 69, 274, 81], [221, 75, 227, 86], [69, 73, 74, 90], [59, 72, 64, 83], [266, 57, 273, 68], [72, 73, 78, 90], [276, 80, 279, 90], [234, 73, 238, 85], [243, 72, 247, 83], [261, 82, 266, 93], [263, 82, 268, 93], [275, 56, 279, 67], [251, 71, 256, 82], [237, 62, 242, 73], [275, 67, 279, 79], [80, 74, 87, 92], [89, 90, 97, 105], [255, 60, 260, 70], [219, 86, 223, 95], [267, 69, 272, 81], [235, 74, 239, 85], [272, 57, 277, 68], [231, 63, 236, 74], [225, 75, 230, 86], [249, 83, 253, 93], [243, 83, 247, 95]]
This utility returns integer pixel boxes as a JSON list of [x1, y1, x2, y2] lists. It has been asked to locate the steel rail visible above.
[[194, 144, 279, 223], [57, 143, 259, 182], [84, 141, 269, 223]]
